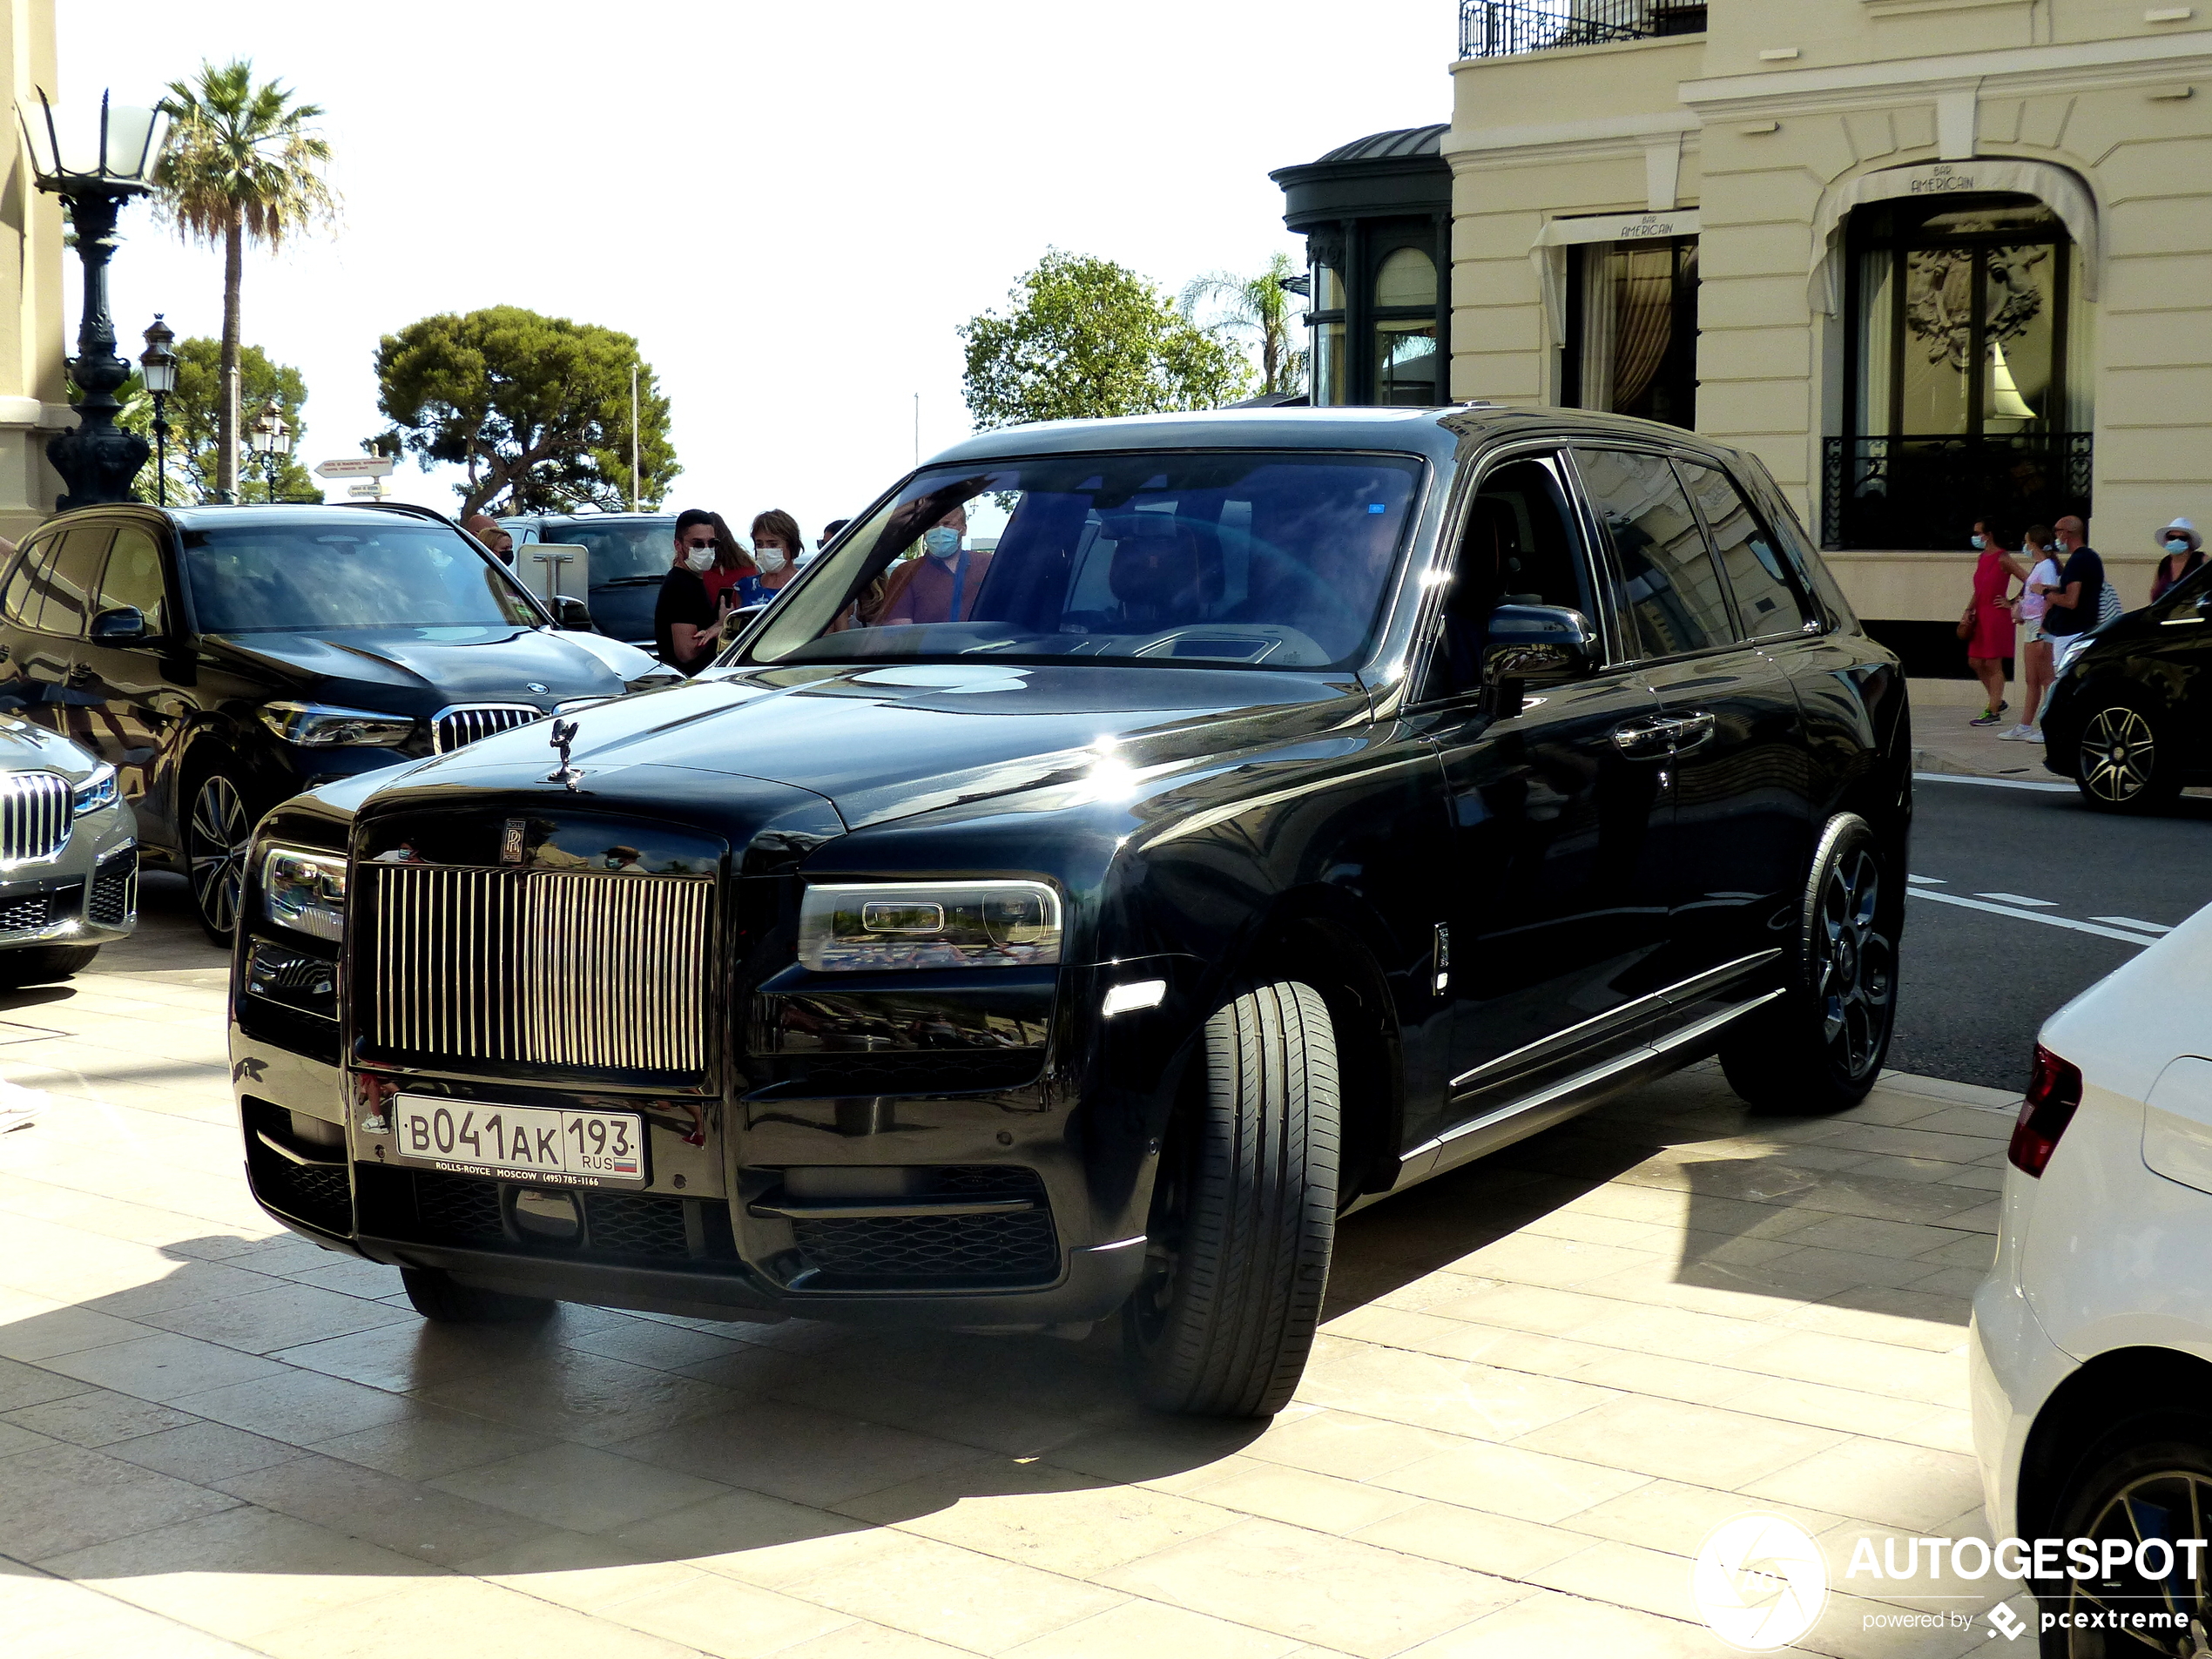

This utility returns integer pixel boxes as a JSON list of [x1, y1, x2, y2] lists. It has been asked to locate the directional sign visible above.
[[345, 481, 390, 499], [314, 456, 395, 479]]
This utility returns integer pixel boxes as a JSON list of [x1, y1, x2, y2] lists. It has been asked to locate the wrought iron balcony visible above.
[[1458, 0, 1707, 59], [1821, 433, 2094, 551]]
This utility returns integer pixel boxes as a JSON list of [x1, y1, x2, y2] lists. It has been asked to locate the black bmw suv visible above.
[[230, 408, 1912, 1417], [0, 502, 677, 941]]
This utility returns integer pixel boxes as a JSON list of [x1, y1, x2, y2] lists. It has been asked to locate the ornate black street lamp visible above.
[[249, 398, 291, 502], [138, 315, 176, 507], [17, 90, 166, 510]]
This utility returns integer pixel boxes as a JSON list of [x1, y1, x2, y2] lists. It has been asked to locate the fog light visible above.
[[510, 1187, 580, 1241]]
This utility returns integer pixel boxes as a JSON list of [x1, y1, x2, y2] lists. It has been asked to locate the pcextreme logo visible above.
[[1691, 1514, 1828, 1650]]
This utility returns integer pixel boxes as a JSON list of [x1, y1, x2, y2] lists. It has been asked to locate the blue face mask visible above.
[[2168, 538, 2194, 555], [923, 526, 961, 559], [1969, 534, 1986, 550]]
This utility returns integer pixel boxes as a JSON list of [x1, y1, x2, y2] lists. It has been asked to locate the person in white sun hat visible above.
[[2150, 517, 2204, 604]]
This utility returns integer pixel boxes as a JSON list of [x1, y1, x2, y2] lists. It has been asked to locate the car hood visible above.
[[206, 624, 638, 705], [0, 714, 101, 782], [374, 660, 1372, 830]]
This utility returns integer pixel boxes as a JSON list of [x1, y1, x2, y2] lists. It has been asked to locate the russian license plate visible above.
[[392, 1096, 645, 1187]]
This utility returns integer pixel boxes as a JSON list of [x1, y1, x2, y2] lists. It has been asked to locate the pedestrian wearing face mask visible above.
[[880, 506, 992, 624], [2149, 518, 2205, 603], [1961, 517, 2029, 727], [749, 509, 805, 597], [698, 512, 760, 615], [655, 508, 730, 674]]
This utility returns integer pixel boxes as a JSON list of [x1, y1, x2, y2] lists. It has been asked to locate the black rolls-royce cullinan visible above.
[[230, 407, 1912, 1418]]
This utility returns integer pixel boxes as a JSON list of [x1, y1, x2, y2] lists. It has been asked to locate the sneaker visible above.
[[2024, 725, 2043, 743], [1970, 709, 2005, 727], [1998, 724, 2032, 740]]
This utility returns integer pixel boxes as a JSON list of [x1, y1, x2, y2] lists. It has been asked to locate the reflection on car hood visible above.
[[368, 661, 1370, 829], [206, 625, 632, 701], [0, 715, 100, 782]]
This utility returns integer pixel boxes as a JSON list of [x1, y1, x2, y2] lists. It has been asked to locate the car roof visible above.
[[154, 505, 457, 531], [499, 512, 676, 524]]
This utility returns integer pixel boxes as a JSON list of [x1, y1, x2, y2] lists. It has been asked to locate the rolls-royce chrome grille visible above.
[[364, 865, 711, 1079], [433, 705, 545, 754], [0, 772, 71, 864]]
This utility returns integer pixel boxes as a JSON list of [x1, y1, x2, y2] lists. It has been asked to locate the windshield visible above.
[[744, 451, 1423, 671], [517, 519, 676, 583], [183, 522, 543, 634]]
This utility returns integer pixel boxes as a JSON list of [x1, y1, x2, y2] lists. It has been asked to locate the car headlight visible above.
[[798, 880, 1062, 972], [258, 701, 418, 747], [72, 763, 118, 817], [263, 846, 347, 943]]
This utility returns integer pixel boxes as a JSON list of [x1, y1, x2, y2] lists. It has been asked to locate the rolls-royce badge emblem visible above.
[[545, 718, 583, 791], [499, 819, 528, 864]]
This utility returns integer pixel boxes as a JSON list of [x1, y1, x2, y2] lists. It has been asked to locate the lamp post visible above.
[[138, 315, 176, 507], [249, 398, 291, 502], [17, 90, 167, 510]]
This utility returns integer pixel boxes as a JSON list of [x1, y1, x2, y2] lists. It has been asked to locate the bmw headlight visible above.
[[798, 880, 1062, 972], [263, 846, 347, 943], [258, 701, 417, 747], [72, 763, 118, 817]]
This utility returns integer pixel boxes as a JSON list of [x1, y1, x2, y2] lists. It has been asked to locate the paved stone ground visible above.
[[0, 873, 2042, 1657]]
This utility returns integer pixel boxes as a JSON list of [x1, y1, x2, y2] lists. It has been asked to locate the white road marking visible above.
[[1907, 874, 1945, 886], [1913, 772, 2076, 794], [2090, 916, 2175, 935], [1975, 892, 2056, 907], [1907, 888, 2155, 946]]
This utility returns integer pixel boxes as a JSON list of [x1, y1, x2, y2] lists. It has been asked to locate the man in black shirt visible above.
[[654, 509, 724, 674], [2040, 515, 2104, 642]]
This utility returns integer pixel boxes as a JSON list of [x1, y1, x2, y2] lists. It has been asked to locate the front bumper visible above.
[[0, 827, 138, 949]]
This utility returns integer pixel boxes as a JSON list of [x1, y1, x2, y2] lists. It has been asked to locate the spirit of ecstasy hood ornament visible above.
[[545, 718, 583, 791]]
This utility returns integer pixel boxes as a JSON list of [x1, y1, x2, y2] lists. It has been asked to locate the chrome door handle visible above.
[[1668, 711, 1717, 752], [1610, 717, 1674, 758]]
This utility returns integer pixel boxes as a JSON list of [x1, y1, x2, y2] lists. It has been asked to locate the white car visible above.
[[1971, 902, 2212, 1644]]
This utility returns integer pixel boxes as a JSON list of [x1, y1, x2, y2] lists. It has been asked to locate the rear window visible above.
[[524, 521, 677, 584]]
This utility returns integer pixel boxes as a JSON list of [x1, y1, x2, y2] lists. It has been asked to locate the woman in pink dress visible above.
[[1965, 519, 2031, 727]]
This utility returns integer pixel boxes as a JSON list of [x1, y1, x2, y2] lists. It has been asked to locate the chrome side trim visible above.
[[253, 1127, 347, 1168]]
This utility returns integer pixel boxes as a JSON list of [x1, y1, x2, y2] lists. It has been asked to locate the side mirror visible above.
[[553, 596, 594, 631], [89, 605, 148, 644], [1481, 604, 1599, 687]]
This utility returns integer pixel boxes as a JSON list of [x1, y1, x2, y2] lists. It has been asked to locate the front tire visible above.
[[0, 945, 98, 988], [400, 1267, 555, 1325], [185, 758, 260, 944], [1124, 980, 1339, 1419], [2073, 691, 2181, 813], [1721, 813, 1898, 1114], [2038, 1412, 2212, 1656]]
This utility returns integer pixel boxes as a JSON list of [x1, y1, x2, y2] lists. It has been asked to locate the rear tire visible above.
[[1721, 813, 1898, 1115], [0, 945, 98, 988], [2037, 1411, 2212, 1656], [400, 1266, 555, 1325], [2072, 691, 2182, 813], [1124, 980, 1339, 1418]]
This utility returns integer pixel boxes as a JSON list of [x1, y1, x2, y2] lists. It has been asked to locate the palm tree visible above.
[[1180, 252, 1308, 396], [153, 61, 334, 502]]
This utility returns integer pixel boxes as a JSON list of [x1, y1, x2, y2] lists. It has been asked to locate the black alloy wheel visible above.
[[2041, 1420, 2212, 1656], [1722, 813, 1898, 1114], [2076, 697, 2179, 814], [186, 769, 255, 944]]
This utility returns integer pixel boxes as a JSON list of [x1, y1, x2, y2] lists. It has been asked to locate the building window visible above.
[[1311, 265, 1346, 406], [1566, 237, 1698, 428], [1372, 247, 1439, 405]]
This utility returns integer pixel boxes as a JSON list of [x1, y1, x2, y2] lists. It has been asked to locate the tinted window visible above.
[[1428, 456, 1594, 700], [182, 522, 543, 634], [97, 526, 169, 635], [1575, 448, 1733, 659], [37, 527, 114, 638], [748, 452, 1424, 671], [1676, 461, 1815, 641], [0, 536, 53, 626], [553, 521, 680, 583]]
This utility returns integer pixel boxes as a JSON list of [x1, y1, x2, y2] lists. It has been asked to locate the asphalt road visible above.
[[1890, 773, 2212, 1090]]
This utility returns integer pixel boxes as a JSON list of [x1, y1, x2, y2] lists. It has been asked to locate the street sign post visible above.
[[313, 456, 395, 480], [346, 480, 391, 500]]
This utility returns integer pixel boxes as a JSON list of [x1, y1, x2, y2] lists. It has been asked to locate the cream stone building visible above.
[[1279, 0, 2212, 670], [0, 0, 72, 543]]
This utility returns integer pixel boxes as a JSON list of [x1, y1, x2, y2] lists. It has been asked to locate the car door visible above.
[[17, 525, 111, 746], [1572, 447, 1813, 1024], [1407, 448, 1675, 1153], [76, 521, 185, 816], [0, 530, 60, 718]]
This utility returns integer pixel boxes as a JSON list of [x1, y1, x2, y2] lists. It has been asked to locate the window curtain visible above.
[[1581, 243, 1683, 414]]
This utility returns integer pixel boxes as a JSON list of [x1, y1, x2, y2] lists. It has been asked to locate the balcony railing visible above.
[[1458, 0, 1707, 58], [1821, 434, 2094, 551]]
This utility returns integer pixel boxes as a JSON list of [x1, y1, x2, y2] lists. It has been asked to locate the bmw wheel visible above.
[[2074, 695, 2180, 814], [1721, 813, 1898, 1114], [185, 764, 257, 944]]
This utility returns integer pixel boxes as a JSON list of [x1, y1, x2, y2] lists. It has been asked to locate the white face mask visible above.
[[683, 548, 716, 573], [756, 548, 788, 574]]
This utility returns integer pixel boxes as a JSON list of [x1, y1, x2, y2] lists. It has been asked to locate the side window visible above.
[[1426, 455, 1594, 700], [95, 526, 169, 636], [1677, 461, 1816, 641], [37, 527, 114, 639], [0, 536, 54, 626], [1574, 448, 1734, 660]]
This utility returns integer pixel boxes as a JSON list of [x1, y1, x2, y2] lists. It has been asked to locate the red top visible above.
[[1968, 549, 2014, 658]]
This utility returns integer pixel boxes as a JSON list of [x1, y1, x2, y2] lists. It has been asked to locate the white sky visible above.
[[60, 1, 1453, 540]]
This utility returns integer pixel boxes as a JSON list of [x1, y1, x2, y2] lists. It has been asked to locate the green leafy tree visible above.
[[960, 251, 1252, 430], [1181, 252, 1308, 396], [153, 60, 337, 502], [113, 337, 320, 504], [374, 307, 677, 516]]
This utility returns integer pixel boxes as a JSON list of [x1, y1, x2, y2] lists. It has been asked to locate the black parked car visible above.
[[0, 502, 676, 941], [2042, 565, 2211, 811], [499, 514, 678, 647], [231, 408, 1911, 1417]]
